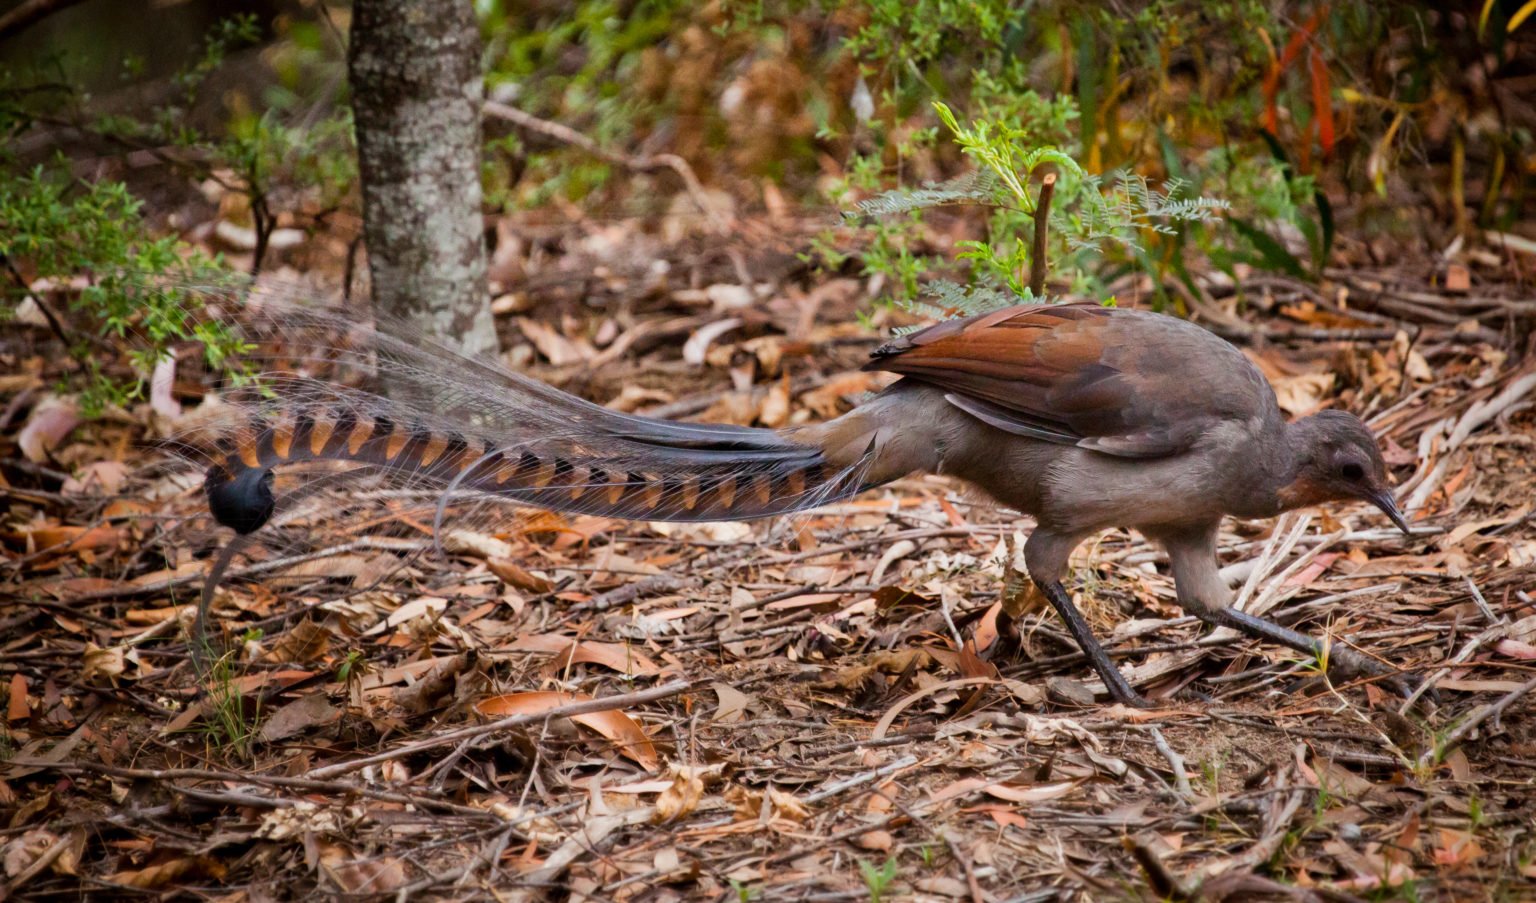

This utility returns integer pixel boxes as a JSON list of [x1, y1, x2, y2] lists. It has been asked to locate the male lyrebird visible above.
[[202, 300, 1413, 705]]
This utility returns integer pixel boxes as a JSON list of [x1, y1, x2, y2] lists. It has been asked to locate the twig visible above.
[[484, 100, 727, 234], [802, 754, 919, 804], [8, 759, 500, 818], [1029, 173, 1057, 297], [1404, 368, 1536, 515], [520, 806, 656, 887], [1148, 727, 1194, 800], [1395, 620, 1505, 715], [304, 677, 699, 779], [1231, 787, 1306, 870], [561, 574, 700, 617], [391, 824, 518, 900], [0, 828, 75, 897], [1124, 835, 1193, 901], [1420, 674, 1536, 769], [1465, 575, 1501, 624], [65, 537, 410, 603]]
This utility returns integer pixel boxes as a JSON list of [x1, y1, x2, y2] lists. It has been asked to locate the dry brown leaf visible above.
[[1271, 372, 1336, 417], [606, 384, 675, 412], [516, 316, 593, 365], [1432, 828, 1485, 868], [266, 618, 333, 664], [2, 829, 54, 877], [274, 553, 385, 582], [361, 596, 449, 637], [476, 691, 658, 770], [509, 634, 660, 676], [682, 317, 742, 365], [6, 524, 123, 558], [17, 396, 80, 462], [320, 849, 409, 894], [110, 855, 226, 889], [916, 876, 971, 898], [1385, 812, 1420, 866], [8, 674, 29, 723], [800, 371, 883, 418], [929, 778, 1078, 805], [442, 529, 515, 560], [81, 643, 131, 684], [711, 682, 751, 723], [1492, 641, 1536, 661], [758, 375, 791, 427], [654, 764, 708, 822], [257, 692, 340, 744], [549, 640, 660, 677], [957, 640, 999, 680], [704, 284, 753, 310], [60, 461, 129, 496], [964, 804, 1029, 830], [766, 787, 810, 822], [488, 557, 555, 593], [649, 520, 752, 543]]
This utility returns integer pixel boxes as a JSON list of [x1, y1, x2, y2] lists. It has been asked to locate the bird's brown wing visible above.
[[863, 303, 1274, 458]]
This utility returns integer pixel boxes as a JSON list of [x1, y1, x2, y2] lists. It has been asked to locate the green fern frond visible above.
[[848, 171, 1001, 220], [900, 280, 1034, 323]]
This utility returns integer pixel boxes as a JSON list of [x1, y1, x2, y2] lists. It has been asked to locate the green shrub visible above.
[[0, 167, 245, 416]]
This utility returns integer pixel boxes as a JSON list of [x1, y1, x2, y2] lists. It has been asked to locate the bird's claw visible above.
[[1106, 686, 1156, 709]]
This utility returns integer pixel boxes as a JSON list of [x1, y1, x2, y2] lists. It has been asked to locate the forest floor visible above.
[[3, 210, 1535, 902]]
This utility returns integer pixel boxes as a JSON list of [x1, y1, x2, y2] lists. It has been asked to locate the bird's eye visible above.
[[1340, 462, 1365, 481]]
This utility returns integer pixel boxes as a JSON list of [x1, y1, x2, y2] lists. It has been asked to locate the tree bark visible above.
[[348, 0, 498, 359]]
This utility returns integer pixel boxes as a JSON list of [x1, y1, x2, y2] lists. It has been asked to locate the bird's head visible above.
[[1281, 409, 1410, 534]]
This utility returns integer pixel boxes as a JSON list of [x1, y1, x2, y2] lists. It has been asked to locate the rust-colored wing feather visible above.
[[864, 303, 1275, 458]]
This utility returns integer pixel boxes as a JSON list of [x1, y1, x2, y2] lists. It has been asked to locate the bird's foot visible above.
[[1102, 674, 1155, 709], [1110, 689, 1156, 710]]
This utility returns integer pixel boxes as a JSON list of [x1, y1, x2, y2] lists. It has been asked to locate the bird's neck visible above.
[[1227, 416, 1307, 518]]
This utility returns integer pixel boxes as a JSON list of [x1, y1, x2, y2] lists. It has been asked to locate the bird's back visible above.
[[865, 302, 1279, 460]]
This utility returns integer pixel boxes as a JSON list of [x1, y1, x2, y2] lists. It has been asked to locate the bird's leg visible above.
[[1032, 578, 1150, 708], [1160, 525, 1417, 700], [1201, 607, 1414, 697]]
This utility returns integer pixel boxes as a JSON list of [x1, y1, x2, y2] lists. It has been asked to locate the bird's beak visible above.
[[1368, 489, 1412, 535]]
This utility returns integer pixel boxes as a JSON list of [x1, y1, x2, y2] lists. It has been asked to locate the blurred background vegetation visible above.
[[3, 0, 1533, 332]]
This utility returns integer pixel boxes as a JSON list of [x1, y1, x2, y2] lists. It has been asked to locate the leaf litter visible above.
[[1, 218, 1534, 900]]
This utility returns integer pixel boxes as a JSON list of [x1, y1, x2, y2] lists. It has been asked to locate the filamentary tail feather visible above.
[[202, 389, 872, 532], [193, 294, 879, 534]]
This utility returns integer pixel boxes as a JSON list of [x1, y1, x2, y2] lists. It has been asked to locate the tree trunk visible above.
[[348, 0, 498, 359]]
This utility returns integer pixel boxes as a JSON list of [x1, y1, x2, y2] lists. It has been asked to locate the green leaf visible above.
[[1258, 130, 1294, 183], [1314, 191, 1335, 271], [1229, 217, 1310, 280]]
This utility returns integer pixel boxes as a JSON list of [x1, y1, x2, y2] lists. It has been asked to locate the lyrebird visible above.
[[199, 297, 1412, 705]]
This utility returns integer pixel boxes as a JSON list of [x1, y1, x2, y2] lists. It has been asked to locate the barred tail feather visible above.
[[202, 390, 872, 534]]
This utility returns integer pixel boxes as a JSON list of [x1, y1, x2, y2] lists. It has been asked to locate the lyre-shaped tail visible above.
[[187, 285, 892, 536], [203, 388, 873, 534]]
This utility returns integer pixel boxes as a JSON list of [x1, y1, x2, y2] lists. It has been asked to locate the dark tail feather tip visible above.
[[206, 465, 276, 534]]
